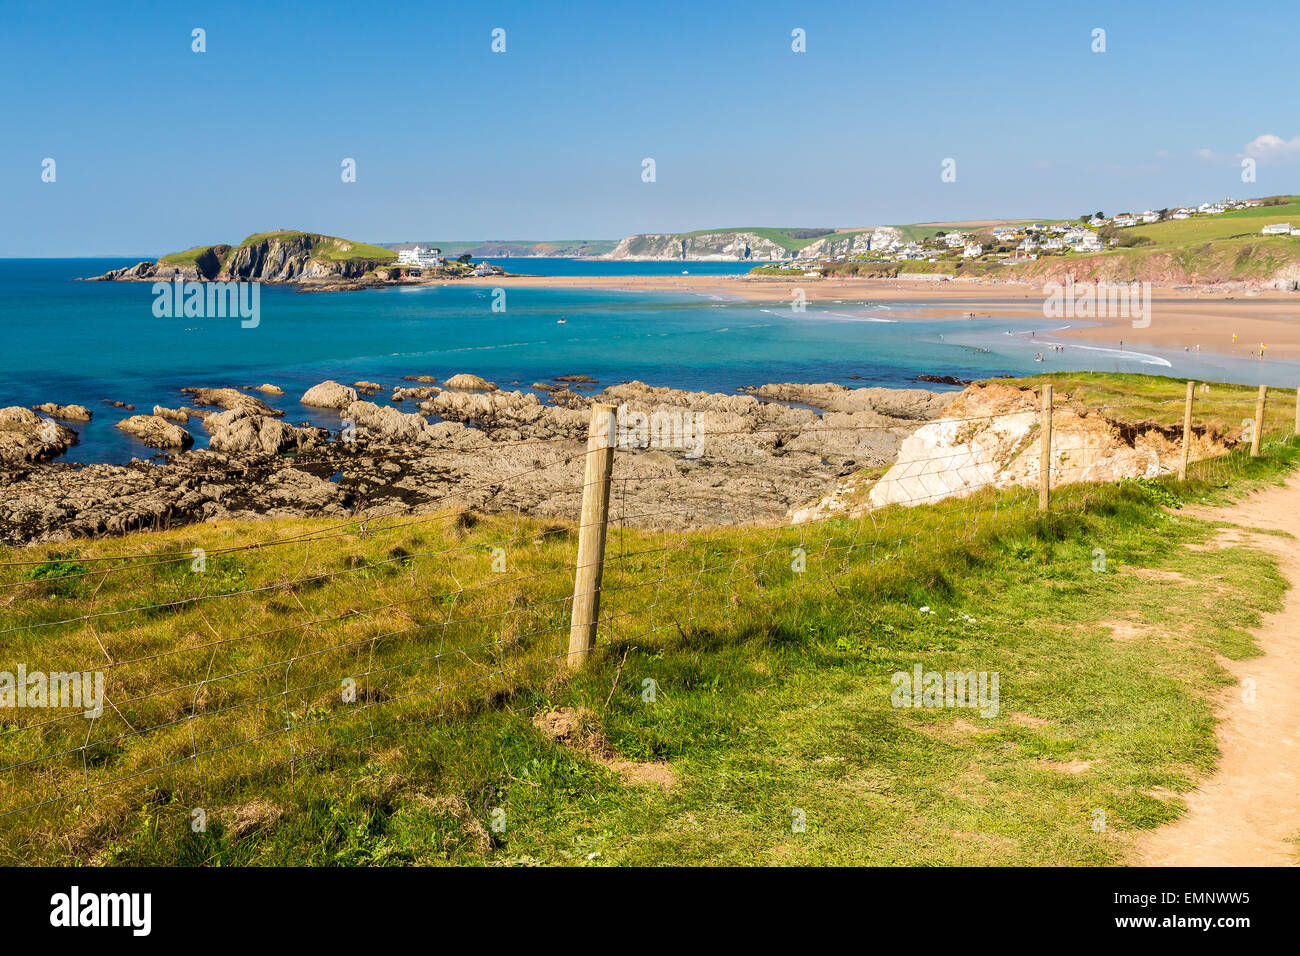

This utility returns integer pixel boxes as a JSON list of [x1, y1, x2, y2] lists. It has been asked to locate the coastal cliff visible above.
[[86, 230, 406, 286], [605, 231, 792, 261], [602, 227, 903, 261]]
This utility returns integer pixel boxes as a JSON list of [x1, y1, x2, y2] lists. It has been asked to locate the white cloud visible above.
[[1194, 147, 1222, 161], [1242, 133, 1300, 161]]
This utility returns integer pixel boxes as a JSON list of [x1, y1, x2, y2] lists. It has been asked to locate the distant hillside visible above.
[[381, 239, 620, 258], [605, 228, 875, 261], [808, 197, 1300, 290], [601, 222, 1055, 261]]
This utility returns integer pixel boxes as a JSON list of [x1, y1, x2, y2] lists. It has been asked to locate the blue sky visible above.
[[1, 0, 1297, 256]]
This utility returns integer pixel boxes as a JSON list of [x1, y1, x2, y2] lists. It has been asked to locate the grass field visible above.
[[1, 375, 1296, 865], [1126, 197, 1300, 247]]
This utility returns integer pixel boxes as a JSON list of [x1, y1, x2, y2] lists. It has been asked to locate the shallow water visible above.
[[2, 259, 1295, 463]]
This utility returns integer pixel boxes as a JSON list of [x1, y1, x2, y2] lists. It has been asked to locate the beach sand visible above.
[[456, 273, 1300, 361]]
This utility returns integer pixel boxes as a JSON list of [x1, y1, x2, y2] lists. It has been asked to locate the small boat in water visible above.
[[557, 318, 566, 324]]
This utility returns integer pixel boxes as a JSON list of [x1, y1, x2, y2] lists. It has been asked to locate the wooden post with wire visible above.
[[1251, 385, 1267, 458], [1038, 383, 1053, 512], [567, 402, 617, 669], [1178, 380, 1195, 480]]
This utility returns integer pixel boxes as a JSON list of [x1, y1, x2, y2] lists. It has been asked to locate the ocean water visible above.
[[2, 258, 1296, 464]]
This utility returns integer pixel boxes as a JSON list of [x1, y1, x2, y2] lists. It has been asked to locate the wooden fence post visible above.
[[1039, 383, 1052, 512], [567, 402, 617, 669], [1178, 380, 1195, 480], [1294, 385, 1299, 437], [1251, 385, 1267, 457]]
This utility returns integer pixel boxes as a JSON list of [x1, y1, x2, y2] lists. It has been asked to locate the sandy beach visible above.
[[458, 273, 1300, 361]]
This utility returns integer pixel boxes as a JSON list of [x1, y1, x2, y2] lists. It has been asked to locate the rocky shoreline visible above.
[[0, 378, 954, 545]]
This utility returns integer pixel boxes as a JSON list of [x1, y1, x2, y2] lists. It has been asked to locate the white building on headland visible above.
[[396, 245, 444, 268]]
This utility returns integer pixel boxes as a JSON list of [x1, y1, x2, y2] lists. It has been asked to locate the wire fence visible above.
[[0, 378, 1296, 847]]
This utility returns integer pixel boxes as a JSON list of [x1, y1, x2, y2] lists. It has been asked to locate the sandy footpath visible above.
[[1137, 473, 1300, 866], [456, 273, 1300, 360]]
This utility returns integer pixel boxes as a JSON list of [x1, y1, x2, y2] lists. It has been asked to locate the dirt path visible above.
[[1137, 472, 1300, 866]]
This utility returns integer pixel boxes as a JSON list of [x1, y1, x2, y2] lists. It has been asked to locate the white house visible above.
[[1141, 210, 1159, 223], [1261, 223, 1292, 235], [396, 245, 444, 268], [962, 242, 983, 258]]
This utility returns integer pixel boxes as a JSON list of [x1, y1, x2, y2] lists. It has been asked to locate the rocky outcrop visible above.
[[792, 382, 1234, 522], [301, 381, 358, 409], [32, 403, 92, 421], [340, 401, 442, 444], [153, 406, 191, 423], [206, 409, 326, 456], [0, 408, 78, 464], [250, 383, 284, 395], [115, 415, 194, 449], [443, 373, 497, 391], [0, 379, 956, 544], [391, 385, 439, 403], [742, 383, 956, 419], [181, 387, 281, 417]]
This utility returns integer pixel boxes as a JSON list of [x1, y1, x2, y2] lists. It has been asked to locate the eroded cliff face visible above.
[[605, 232, 792, 261], [795, 228, 902, 260], [88, 235, 392, 284], [791, 383, 1235, 522]]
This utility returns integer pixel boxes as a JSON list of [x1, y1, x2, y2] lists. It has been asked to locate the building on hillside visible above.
[[962, 242, 983, 258], [1261, 223, 1293, 235], [396, 245, 444, 268]]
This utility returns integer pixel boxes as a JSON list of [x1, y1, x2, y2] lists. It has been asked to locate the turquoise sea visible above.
[[2, 258, 1296, 463]]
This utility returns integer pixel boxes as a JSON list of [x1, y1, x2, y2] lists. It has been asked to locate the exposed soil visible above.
[[1136, 473, 1300, 866]]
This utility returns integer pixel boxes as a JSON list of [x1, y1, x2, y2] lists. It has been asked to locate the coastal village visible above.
[[808, 197, 1296, 267]]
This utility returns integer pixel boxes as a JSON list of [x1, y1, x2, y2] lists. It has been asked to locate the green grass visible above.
[[889, 219, 1045, 243], [987, 371, 1297, 438], [159, 231, 398, 268], [1125, 197, 1300, 247], [1, 415, 1295, 865]]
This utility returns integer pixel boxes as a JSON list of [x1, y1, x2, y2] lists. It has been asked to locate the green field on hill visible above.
[[1126, 197, 1300, 247]]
